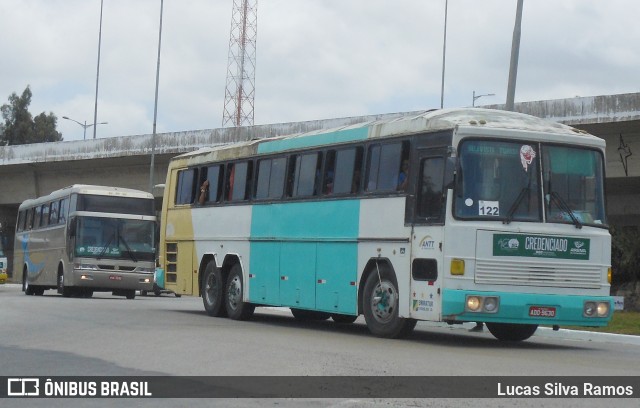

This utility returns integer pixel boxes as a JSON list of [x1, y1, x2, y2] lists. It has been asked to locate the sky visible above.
[[1, 0, 638, 142]]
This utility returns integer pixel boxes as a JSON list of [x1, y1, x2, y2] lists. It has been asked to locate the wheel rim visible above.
[[204, 273, 219, 305], [370, 280, 397, 324], [227, 275, 242, 311], [58, 274, 63, 291]]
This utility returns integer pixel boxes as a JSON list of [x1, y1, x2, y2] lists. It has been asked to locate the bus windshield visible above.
[[455, 140, 606, 227], [74, 217, 156, 262]]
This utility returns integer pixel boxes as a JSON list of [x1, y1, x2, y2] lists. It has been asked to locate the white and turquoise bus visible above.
[[15, 185, 157, 299], [159, 108, 612, 341]]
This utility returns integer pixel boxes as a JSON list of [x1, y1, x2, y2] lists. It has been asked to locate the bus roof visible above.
[[171, 108, 602, 166], [19, 184, 153, 209]]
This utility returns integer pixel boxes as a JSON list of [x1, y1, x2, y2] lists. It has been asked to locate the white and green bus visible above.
[[15, 185, 157, 299], [159, 108, 612, 341]]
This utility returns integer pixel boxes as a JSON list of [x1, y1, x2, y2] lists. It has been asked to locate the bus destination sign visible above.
[[493, 233, 590, 260]]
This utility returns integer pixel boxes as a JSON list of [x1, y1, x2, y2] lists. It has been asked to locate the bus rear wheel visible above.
[[486, 323, 538, 341], [202, 261, 227, 317], [363, 267, 416, 338], [224, 264, 254, 321]]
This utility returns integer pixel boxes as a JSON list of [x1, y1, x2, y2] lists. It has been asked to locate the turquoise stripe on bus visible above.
[[249, 200, 360, 314], [257, 127, 369, 154], [441, 289, 612, 327]]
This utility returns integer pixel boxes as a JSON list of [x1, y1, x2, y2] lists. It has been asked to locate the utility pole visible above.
[[222, 0, 258, 127], [505, 0, 524, 111]]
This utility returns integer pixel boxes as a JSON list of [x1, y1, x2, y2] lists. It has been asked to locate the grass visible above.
[[561, 311, 640, 336]]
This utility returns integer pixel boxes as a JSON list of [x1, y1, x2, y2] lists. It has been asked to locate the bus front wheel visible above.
[[486, 323, 538, 341], [202, 261, 227, 317], [362, 267, 416, 338], [57, 270, 73, 298], [224, 264, 254, 321]]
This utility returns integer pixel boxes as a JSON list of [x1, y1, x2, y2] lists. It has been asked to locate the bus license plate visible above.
[[109, 275, 122, 281], [529, 306, 556, 318]]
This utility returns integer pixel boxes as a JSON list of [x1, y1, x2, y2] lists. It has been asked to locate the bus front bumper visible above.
[[442, 289, 613, 327], [71, 269, 154, 291]]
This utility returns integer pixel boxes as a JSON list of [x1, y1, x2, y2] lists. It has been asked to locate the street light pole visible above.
[[62, 116, 108, 140], [506, 0, 524, 111], [472, 91, 496, 107], [149, 0, 164, 194], [440, 0, 448, 109], [93, 0, 104, 139]]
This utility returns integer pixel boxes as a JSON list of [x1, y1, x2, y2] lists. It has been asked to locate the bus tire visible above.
[[125, 290, 136, 300], [57, 269, 73, 298], [290, 308, 330, 321], [33, 287, 45, 296], [224, 263, 254, 321], [331, 313, 358, 324], [202, 261, 227, 317], [23, 269, 35, 295], [362, 267, 416, 338], [486, 323, 538, 342]]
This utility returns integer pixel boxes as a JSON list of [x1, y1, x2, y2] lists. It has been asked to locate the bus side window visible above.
[[366, 141, 409, 192], [26, 208, 34, 230], [417, 157, 445, 221], [40, 204, 50, 228], [227, 161, 252, 202], [291, 152, 321, 197], [207, 164, 224, 203], [33, 206, 42, 230], [255, 157, 287, 200], [49, 201, 59, 225], [16, 210, 25, 232], [332, 147, 363, 195], [59, 198, 68, 225], [176, 168, 197, 205]]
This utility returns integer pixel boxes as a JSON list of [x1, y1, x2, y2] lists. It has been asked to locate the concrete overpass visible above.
[[1, 92, 639, 274]]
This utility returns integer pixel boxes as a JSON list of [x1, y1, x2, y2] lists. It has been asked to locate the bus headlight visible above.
[[584, 301, 610, 318], [466, 295, 500, 313], [466, 296, 481, 311], [483, 297, 499, 312], [596, 302, 610, 317]]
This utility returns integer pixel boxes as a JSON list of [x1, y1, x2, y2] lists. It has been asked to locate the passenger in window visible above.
[[397, 160, 410, 191], [198, 180, 210, 205], [324, 170, 334, 195]]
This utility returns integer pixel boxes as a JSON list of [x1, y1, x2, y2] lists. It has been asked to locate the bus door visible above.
[[409, 150, 448, 321]]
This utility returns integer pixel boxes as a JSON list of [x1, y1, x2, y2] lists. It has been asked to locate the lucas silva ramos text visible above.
[[497, 382, 634, 397]]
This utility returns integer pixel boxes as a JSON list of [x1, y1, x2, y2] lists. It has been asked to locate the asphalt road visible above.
[[1, 283, 638, 407]]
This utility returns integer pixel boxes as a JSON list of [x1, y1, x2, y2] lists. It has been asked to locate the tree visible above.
[[611, 226, 640, 286], [0, 86, 62, 145]]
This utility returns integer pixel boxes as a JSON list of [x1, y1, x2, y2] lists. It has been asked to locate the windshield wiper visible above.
[[503, 187, 529, 225], [548, 191, 582, 229], [118, 235, 138, 263], [96, 234, 115, 260]]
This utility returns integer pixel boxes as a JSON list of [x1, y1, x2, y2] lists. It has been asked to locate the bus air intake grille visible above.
[[98, 265, 136, 272], [475, 259, 601, 289]]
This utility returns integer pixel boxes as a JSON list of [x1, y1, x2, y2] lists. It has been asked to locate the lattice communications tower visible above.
[[222, 0, 258, 127]]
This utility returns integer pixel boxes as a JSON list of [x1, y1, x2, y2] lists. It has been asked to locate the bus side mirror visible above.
[[444, 157, 456, 190]]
